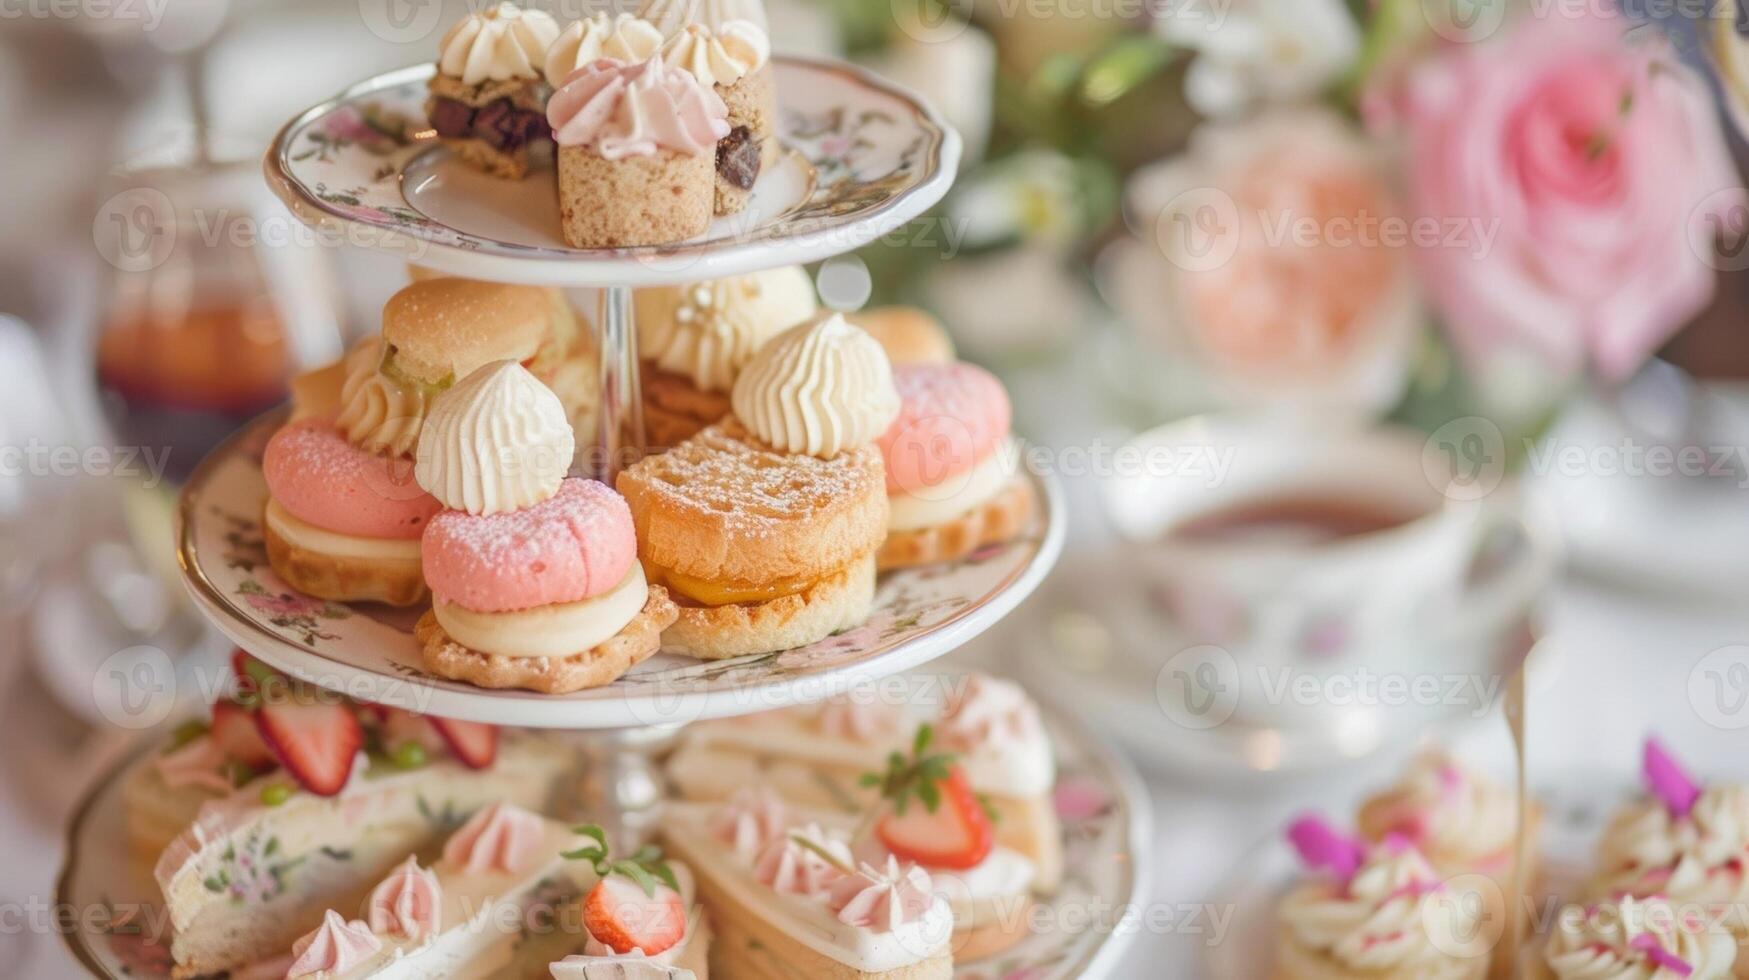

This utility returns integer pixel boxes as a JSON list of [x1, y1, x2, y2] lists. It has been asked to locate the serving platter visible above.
[[175, 410, 1063, 727], [56, 679, 1148, 980], [264, 56, 960, 287]]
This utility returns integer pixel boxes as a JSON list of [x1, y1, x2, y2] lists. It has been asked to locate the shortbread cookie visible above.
[[661, 553, 875, 660], [262, 511, 427, 607], [415, 587, 677, 693], [877, 477, 1034, 571]]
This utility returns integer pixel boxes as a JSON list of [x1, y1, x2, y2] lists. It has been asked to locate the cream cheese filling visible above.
[[265, 499, 423, 562], [887, 444, 1014, 533], [434, 564, 648, 658]]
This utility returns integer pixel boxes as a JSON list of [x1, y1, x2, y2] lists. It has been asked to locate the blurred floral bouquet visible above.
[[823, 0, 1748, 434]]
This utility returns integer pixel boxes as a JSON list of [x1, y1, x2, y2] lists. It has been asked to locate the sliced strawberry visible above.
[[254, 698, 362, 796], [875, 766, 994, 870], [428, 716, 497, 769], [582, 874, 686, 956], [231, 649, 284, 699], [210, 699, 276, 770]]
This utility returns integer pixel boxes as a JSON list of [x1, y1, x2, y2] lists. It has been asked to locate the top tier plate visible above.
[[264, 56, 960, 287]]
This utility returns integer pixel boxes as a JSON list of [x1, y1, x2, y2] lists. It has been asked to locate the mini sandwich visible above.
[[873, 361, 1033, 570], [848, 306, 956, 366], [130, 653, 573, 978], [340, 278, 597, 459], [633, 266, 818, 447], [413, 362, 677, 694], [426, 3, 560, 178], [615, 313, 897, 659], [666, 673, 1064, 893], [663, 791, 954, 979]]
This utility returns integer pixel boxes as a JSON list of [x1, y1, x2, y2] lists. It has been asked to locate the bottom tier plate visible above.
[[56, 684, 1150, 980], [176, 411, 1063, 727]]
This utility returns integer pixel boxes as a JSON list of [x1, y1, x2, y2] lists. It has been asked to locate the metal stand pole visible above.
[[575, 724, 682, 847], [594, 285, 646, 483]]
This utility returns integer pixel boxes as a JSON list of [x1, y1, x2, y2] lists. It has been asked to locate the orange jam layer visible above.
[[645, 562, 821, 608]]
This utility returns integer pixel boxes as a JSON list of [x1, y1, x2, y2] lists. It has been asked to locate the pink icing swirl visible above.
[[753, 824, 853, 899], [547, 57, 728, 159], [827, 857, 937, 933], [285, 910, 381, 978], [937, 674, 1041, 753], [710, 785, 790, 860], [367, 857, 442, 940], [816, 696, 905, 742], [441, 802, 544, 875]]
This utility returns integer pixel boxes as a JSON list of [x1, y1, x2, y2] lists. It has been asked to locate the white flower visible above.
[[1155, 0, 1360, 118]]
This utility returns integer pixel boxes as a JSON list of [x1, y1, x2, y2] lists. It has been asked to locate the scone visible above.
[[616, 419, 885, 659], [348, 278, 598, 457], [849, 306, 956, 365], [426, 4, 560, 179], [548, 57, 727, 249], [633, 266, 819, 446], [874, 361, 1033, 570], [1274, 817, 1491, 980], [666, 673, 1065, 893], [261, 418, 439, 606], [641, 0, 778, 214], [413, 363, 677, 693]]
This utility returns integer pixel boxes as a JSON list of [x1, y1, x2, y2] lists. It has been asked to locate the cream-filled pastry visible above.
[[414, 362, 676, 694], [426, 3, 560, 178]]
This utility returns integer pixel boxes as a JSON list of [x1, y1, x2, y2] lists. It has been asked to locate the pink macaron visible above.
[[876, 362, 1012, 496], [422, 478, 637, 613], [263, 419, 442, 540]]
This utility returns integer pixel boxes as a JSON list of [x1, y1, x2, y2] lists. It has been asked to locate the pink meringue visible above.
[[285, 910, 381, 978], [816, 696, 905, 742], [710, 786, 790, 860], [938, 674, 1040, 752], [827, 857, 937, 933], [366, 856, 442, 940], [546, 57, 729, 159], [754, 824, 853, 899], [441, 802, 544, 875]]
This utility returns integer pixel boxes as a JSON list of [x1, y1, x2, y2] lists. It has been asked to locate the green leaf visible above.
[[615, 862, 657, 898], [652, 863, 680, 894]]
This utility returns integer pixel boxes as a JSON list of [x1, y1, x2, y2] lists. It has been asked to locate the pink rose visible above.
[[1395, 7, 1741, 382], [1113, 108, 1421, 417]]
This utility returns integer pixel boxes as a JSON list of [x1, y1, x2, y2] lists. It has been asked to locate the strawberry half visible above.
[[210, 699, 276, 770], [875, 765, 994, 870], [429, 716, 497, 769], [254, 698, 362, 796], [582, 874, 686, 956]]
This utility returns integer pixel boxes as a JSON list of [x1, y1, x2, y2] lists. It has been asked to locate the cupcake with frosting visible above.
[[647, 1, 775, 215], [1526, 894, 1737, 980], [547, 57, 728, 248], [1275, 816, 1492, 979], [633, 266, 818, 446], [426, 3, 561, 179], [1589, 739, 1749, 965]]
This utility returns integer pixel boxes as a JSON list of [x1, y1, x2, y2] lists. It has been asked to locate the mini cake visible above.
[[666, 673, 1064, 892], [616, 313, 896, 659], [427, 3, 561, 178], [343, 278, 598, 456], [135, 657, 573, 977], [1358, 751, 1542, 975], [1274, 816, 1491, 980], [1525, 894, 1737, 980], [548, 57, 728, 248], [848, 307, 956, 366], [651, 11, 775, 215], [1588, 740, 1749, 951], [633, 266, 818, 446], [261, 417, 440, 606], [663, 795, 954, 978], [413, 362, 677, 693], [874, 362, 1032, 570]]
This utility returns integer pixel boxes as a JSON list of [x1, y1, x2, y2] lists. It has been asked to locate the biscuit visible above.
[[877, 477, 1034, 571], [658, 553, 876, 660], [262, 517, 427, 608], [415, 586, 678, 693], [640, 362, 732, 448]]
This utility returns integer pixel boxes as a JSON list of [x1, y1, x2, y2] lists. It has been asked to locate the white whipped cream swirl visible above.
[[1594, 785, 1749, 907], [437, 3, 560, 86], [336, 337, 429, 459], [1278, 846, 1486, 975], [543, 12, 664, 85], [1542, 895, 1737, 980], [415, 361, 574, 516], [730, 313, 900, 458], [660, 21, 769, 88]]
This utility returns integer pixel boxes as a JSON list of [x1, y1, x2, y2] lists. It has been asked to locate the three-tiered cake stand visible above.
[[58, 53, 1150, 980]]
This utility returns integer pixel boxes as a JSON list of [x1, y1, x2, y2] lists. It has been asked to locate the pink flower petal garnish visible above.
[[1644, 737, 1702, 819], [1287, 815, 1366, 887], [1630, 932, 1693, 977]]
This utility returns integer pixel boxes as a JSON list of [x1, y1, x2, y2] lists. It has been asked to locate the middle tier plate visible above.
[[176, 411, 1064, 727]]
